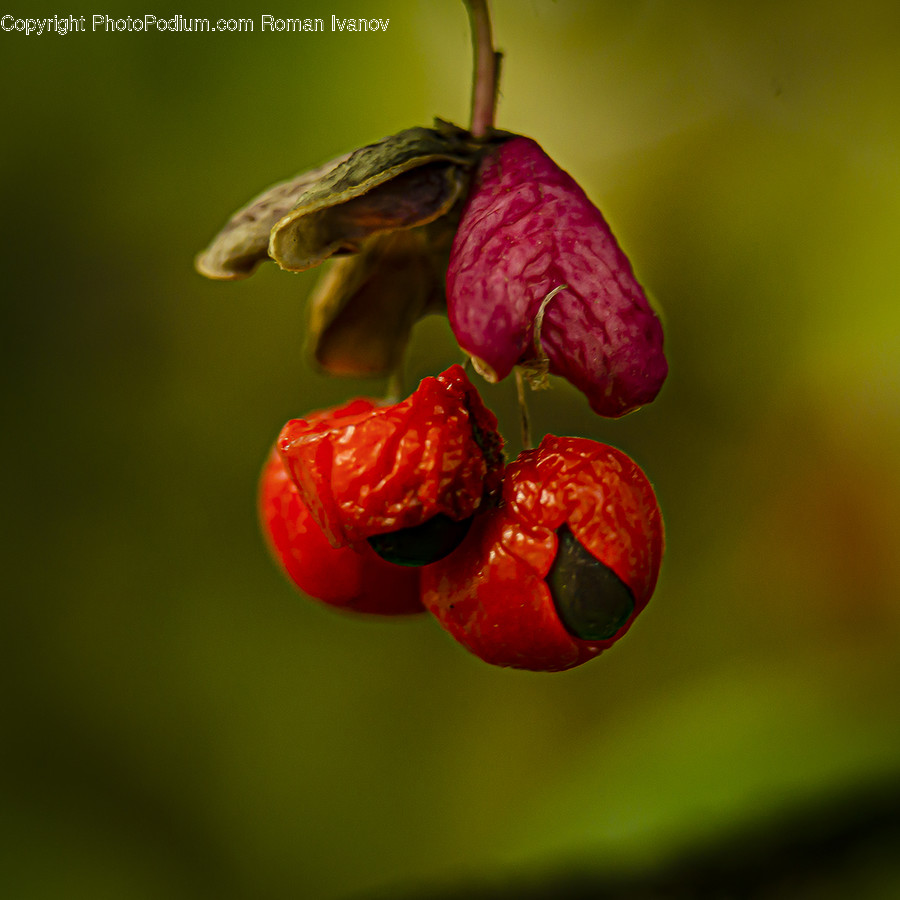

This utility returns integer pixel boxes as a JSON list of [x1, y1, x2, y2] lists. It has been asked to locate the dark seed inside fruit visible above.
[[368, 514, 473, 567], [547, 524, 635, 640]]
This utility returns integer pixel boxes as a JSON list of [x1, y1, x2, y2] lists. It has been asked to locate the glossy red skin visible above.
[[259, 445, 423, 615], [421, 436, 664, 671], [277, 365, 504, 548], [447, 137, 667, 418]]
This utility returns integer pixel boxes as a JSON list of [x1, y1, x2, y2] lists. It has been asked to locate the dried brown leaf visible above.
[[195, 153, 351, 280]]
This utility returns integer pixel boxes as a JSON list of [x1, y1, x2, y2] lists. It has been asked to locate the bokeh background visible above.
[[3, 1, 899, 897]]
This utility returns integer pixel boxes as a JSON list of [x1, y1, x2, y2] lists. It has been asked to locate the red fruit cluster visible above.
[[198, 107, 670, 671], [260, 367, 663, 672]]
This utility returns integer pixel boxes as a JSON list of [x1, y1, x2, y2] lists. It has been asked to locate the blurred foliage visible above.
[[2, 1, 899, 897]]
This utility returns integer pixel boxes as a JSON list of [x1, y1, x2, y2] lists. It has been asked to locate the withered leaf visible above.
[[196, 120, 512, 282], [195, 152, 352, 280], [268, 121, 486, 273], [307, 220, 455, 377]]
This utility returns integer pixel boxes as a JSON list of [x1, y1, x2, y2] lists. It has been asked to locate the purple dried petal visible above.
[[446, 137, 667, 417]]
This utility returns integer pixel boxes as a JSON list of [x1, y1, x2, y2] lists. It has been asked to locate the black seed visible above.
[[547, 524, 635, 641], [367, 513, 473, 567]]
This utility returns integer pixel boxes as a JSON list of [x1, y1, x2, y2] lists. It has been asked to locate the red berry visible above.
[[258, 444, 423, 615], [447, 137, 667, 418], [421, 435, 664, 671], [276, 365, 504, 564]]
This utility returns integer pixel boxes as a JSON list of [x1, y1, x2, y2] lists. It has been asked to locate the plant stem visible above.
[[515, 368, 533, 451], [464, 0, 500, 138]]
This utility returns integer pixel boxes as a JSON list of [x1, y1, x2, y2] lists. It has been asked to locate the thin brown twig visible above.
[[515, 367, 533, 451], [464, 0, 499, 138]]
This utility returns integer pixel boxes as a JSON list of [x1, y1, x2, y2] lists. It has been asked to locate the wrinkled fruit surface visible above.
[[421, 435, 664, 671], [277, 365, 504, 556], [447, 136, 667, 418], [258, 445, 423, 614]]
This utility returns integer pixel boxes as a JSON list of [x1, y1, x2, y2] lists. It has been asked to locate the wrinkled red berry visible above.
[[258, 444, 423, 614], [421, 435, 664, 671], [276, 365, 504, 560], [446, 136, 667, 418]]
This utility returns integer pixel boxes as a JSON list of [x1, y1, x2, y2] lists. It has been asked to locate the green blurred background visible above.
[[3, 1, 899, 897]]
